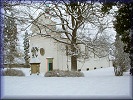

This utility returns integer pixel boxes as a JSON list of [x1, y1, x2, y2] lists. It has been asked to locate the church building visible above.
[[29, 12, 112, 74]]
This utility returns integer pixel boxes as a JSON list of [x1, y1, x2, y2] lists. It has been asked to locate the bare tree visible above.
[[2, 1, 114, 71], [28, 1, 112, 71]]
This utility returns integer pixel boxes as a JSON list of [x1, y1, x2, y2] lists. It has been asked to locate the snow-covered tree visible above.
[[4, 12, 19, 68], [25, 1, 113, 71], [23, 30, 30, 67], [2, 1, 114, 71], [113, 34, 130, 76], [101, 1, 133, 76]]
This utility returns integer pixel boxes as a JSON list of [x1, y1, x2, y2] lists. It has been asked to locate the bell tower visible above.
[[45, 4, 50, 14]]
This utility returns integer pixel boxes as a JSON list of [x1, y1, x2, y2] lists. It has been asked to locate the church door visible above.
[[49, 63, 53, 71], [47, 58, 53, 71]]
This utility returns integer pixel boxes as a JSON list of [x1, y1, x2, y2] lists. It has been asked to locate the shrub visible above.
[[45, 69, 84, 77], [3, 69, 25, 76], [86, 68, 89, 71], [114, 66, 123, 76], [78, 69, 81, 71]]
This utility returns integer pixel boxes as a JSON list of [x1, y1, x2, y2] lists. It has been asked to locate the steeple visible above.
[[45, 4, 50, 14]]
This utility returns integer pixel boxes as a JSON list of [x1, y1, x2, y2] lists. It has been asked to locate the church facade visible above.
[[29, 13, 112, 74]]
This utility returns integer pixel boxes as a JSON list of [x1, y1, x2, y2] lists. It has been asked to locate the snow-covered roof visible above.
[[30, 57, 41, 63]]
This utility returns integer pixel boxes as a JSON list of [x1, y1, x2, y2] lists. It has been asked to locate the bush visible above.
[[86, 68, 89, 71], [45, 69, 84, 77], [78, 69, 81, 71], [3, 69, 25, 76], [114, 66, 123, 76], [94, 67, 96, 70]]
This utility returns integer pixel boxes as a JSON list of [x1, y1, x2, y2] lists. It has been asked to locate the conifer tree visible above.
[[23, 30, 30, 67], [113, 34, 130, 76], [4, 12, 19, 68]]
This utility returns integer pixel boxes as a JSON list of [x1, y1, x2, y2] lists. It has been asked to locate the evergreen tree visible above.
[[23, 30, 30, 67], [113, 34, 130, 76], [101, 1, 133, 75], [4, 12, 19, 68], [101, 2, 133, 52], [113, 3, 133, 53]]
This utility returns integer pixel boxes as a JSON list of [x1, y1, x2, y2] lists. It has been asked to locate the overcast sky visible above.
[[14, 3, 117, 52]]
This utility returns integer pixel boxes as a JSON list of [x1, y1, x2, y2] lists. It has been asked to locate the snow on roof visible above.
[[30, 57, 41, 63]]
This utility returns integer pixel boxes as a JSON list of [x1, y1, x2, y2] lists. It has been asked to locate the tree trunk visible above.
[[71, 56, 77, 71], [71, 42, 77, 71], [70, 2, 78, 71], [71, 29, 77, 71]]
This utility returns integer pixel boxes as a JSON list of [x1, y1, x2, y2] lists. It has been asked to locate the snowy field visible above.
[[1, 67, 132, 99]]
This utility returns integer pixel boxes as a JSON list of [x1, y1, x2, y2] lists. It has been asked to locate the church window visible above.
[[40, 48, 45, 56]]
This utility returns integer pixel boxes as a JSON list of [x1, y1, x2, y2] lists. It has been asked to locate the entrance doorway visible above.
[[46, 58, 53, 71], [49, 63, 53, 71]]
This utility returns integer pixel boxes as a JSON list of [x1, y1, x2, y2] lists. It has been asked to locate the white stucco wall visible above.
[[77, 57, 111, 71], [29, 35, 71, 74], [29, 35, 112, 74], [29, 13, 112, 74]]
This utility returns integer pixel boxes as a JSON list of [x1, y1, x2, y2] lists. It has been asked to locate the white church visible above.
[[29, 12, 113, 74]]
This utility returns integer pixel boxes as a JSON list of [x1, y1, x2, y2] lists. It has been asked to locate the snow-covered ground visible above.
[[1, 67, 132, 99]]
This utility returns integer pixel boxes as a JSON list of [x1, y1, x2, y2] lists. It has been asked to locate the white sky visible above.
[[14, 3, 117, 52]]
